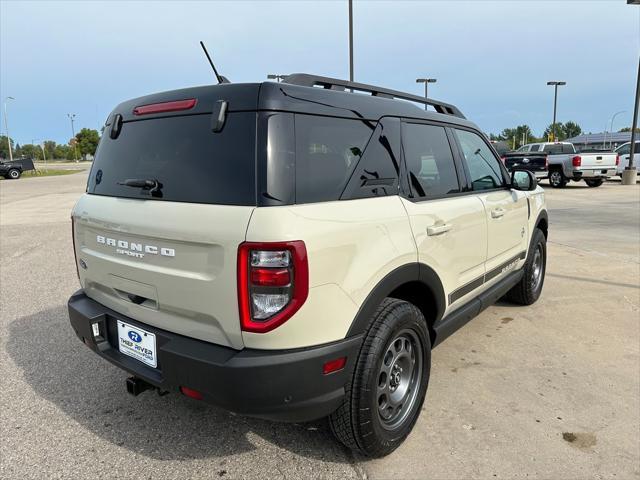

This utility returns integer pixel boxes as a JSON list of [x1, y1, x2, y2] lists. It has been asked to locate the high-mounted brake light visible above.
[[133, 98, 197, 116], [572, 155, 582, 167], [238, 241, 308, 333]]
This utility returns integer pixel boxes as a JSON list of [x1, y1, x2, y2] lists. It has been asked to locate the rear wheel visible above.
[[7, 168, 20, 179], [548, 169, 567, 188], [329, 298, 430, 457], [505, 228, 546, 305], [585, 178, 603, 187]]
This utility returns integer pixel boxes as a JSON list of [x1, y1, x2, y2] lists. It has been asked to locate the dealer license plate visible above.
[[117, 321, 157, 368]]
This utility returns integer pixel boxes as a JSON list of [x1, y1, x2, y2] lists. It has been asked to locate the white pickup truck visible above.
[[503, 142, 619, 188]]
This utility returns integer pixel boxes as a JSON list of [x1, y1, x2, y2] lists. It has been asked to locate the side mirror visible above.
[[511, 169, 537, 191]]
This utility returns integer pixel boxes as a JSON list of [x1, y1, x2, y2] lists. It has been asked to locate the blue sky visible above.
[[1, 0, 638, 145]]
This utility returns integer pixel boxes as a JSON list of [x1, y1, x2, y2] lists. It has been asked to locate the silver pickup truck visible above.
[[503, 142, 618, 188]]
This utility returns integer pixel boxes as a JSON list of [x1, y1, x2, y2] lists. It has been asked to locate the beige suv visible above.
[[68, 74, 548, 457]]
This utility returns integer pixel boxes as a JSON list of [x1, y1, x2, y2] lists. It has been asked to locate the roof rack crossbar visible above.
[[282, 74, 465, 118]]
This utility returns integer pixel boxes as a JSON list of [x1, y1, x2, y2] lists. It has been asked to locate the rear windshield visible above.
[[88, 112, 256, 205]]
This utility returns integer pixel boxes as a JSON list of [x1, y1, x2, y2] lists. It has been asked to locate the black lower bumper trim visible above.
[[68, 290, 362, 422]]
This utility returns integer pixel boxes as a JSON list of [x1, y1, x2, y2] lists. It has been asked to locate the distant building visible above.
[[566, 132, 632, 150]]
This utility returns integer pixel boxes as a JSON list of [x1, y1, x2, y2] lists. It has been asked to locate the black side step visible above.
[[432, 269, 524, 347]]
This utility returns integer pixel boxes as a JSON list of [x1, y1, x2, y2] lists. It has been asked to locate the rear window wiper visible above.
[[117, 178, 163, 197]]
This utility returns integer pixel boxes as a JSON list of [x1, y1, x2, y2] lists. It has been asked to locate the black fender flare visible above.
[[534, 209, 548, 237], [346, 262, 446, 338]]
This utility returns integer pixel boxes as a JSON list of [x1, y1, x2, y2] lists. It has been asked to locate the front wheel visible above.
[[7, 168, 21, 179], [585, 178, 603, 187], [505, 228, 546, 305], [329, 298, 430, 457], [548, 169, 567, 188]]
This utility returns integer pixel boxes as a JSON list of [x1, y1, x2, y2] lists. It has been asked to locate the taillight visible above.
[[237, 241, 309, 333], [616, 154, 620, 166], [544, 155, 549, 169], [572, 155, 582, 167], [132, 98, 197, 116]]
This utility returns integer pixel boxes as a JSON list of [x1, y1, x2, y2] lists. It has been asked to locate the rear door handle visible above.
[[491, 208, 506, 219], [427, 223, 452, 236]]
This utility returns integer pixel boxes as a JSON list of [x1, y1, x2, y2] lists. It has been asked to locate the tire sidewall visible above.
[[357, 303, 431, 453], [524, 229, 547, 302], [549, 170, 564, 188], [9, 169, 20, 179]]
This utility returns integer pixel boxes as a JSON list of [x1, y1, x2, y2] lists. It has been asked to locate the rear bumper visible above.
[[573, 168, 616, 179], [68, 290, 362, 422]]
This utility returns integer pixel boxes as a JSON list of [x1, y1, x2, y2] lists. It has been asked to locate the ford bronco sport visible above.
[[68, 74, 548, 457]]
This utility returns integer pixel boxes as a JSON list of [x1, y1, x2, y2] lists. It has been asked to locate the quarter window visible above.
[[402, 123, 460, 199], [454, 129, 505, 191], [295, 115, 375, 203]]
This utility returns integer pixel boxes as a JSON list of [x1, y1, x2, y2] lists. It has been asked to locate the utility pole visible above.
[[67, 113, 79, 162], [3, 96, 15, 162], [348, 0, 354, 82], [416, 78, 437, 110], [622, 55, 639, 185], [547, 81, 566, 141]]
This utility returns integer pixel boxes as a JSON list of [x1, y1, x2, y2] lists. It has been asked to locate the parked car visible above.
[[1, 161, 23, 179], [68, 74, 548, 457], [614, 141, 640, 176], [0, 157, 35, 179], [502, 142, 618, 188]]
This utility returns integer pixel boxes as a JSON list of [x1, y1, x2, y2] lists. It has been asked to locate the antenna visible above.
[[199, 41, 229, 84]]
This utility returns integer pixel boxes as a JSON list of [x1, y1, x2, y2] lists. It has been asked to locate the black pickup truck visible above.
[[0, 158, 35, 179]]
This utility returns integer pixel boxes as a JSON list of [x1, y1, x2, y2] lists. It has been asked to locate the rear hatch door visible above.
[[73, 86, 259, 349]]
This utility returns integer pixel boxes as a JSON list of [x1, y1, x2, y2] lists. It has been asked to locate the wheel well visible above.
[[388, 281, 438, 345], [536, 217, 548, 239]]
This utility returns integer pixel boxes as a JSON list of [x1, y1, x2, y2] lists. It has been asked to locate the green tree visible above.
[[543, 122, 565, 141], [75, 128, 100, 157], [53, 144, 73, 159], [43, 140, 57, 160], [0, 135, 14, 159], [499, 125, 538, 148], [17, 144, 43, 160], [619, 127, 640, 133], [562, 121, 582, 139]]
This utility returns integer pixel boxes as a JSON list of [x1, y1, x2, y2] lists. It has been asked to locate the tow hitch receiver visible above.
[[126, 376, 154, 396]]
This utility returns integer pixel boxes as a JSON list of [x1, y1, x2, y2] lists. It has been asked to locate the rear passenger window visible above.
[[341, 119, 401, 200], [295, 115, 375, 203], [402, 123, 459, 199], [454, 129, 505, 191]]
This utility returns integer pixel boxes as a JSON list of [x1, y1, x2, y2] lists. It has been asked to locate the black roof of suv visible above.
[[91, 74, 481, 208]]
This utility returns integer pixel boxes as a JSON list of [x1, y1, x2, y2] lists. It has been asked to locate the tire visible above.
[[505, 228, 546, 305], [329, 298, 431, 457], [548, 169, 567, 188], [7, 168, 21, 179], [585, 178, 603, 187]]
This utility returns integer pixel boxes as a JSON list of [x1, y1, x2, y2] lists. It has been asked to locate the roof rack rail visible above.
[[282, 73, 465, 119]]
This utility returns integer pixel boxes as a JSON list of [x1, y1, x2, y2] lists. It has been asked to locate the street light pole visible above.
[[416, 78, 437, 110], [607, 110, 627, 149], [67, 113, 78, 162], [547, 81, 566, 141], [622, 55, 639, 185], [3, 96, 15, 162], [348, 0, 354, 82]]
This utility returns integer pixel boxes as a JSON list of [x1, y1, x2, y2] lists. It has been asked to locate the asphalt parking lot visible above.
[[1, 172, 638, 479]]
